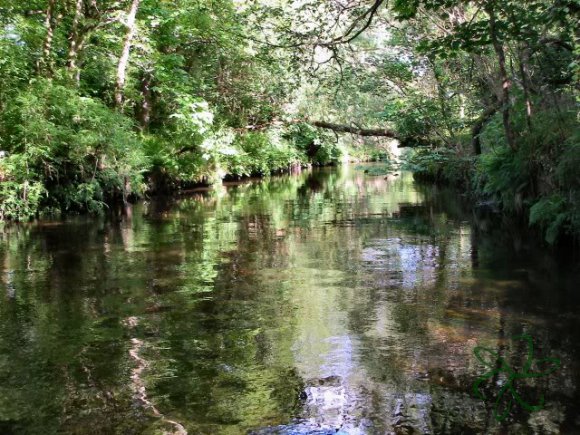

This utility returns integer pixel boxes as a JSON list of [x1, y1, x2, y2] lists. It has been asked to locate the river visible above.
[[1, 166, 579, 434]]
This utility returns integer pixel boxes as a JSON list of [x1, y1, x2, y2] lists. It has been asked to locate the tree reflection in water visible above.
[[1, 167, 579, 434]]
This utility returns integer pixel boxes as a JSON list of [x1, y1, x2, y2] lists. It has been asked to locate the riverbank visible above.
[[400, 140, 580, 247], [0, 136, 388, 223]]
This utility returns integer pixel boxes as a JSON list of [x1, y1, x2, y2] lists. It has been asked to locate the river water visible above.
[[1, 166, 579, 434]]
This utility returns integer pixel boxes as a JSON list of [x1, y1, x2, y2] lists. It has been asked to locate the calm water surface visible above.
[[1, 166, 579, 434]]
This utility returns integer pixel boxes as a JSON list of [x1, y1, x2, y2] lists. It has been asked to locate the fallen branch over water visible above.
[[246, 118, 400, 138], [309, 120, 399, 138]]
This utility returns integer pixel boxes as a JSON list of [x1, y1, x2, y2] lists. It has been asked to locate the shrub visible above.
[[529, 194, 568, 244], [402, 147, 473, 186], [283, 123, 341, 165], [0, 79, 148, 217], [474, 105, 579, 243], [225, 131, 303, 177]]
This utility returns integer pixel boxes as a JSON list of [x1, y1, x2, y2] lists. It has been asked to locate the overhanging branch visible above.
[[310, 120, 398, 138]]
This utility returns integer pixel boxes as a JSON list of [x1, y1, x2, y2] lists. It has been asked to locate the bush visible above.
[[358, 146, 391, 162], [475, 146, 531, 213], [473, 105, 579, 243], [402, 147, 473, 185], [0, 164, 46, 221], [0, 79, 148, 217], [227, 131, 298, 176], [283, 123, 342, 165], [529, 132, 580, 243], [529, 194, 568, 244]]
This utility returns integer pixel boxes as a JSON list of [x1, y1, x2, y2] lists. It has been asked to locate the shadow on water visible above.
[[1, 165, 579, 434]]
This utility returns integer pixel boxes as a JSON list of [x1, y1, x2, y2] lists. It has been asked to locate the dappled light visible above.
[[0, 0, 578, 432], [1, 168, 579, 433]]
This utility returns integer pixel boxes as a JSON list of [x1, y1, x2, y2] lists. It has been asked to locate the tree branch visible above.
[[309, 120, 398, 138], [471, 101, 501, 155]]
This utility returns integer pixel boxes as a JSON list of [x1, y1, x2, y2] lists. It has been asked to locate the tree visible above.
[[115, 0, 141, 107]]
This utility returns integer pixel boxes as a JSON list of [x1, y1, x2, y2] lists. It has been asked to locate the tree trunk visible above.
[[138, 69, 153, 130], [38, 0, 58, 75], [471, 101, 501, 155], [67, 0, 118, 84], [432, 60, 454, 139], [177, 120, 400, 156], [486, 4, 516, 151], [518, 43, 533, 131], [115, 0, 141, 108], [66, 0, 84, 83]]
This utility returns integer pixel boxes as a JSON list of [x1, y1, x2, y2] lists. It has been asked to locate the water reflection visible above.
[[1, 167, 579, 434]]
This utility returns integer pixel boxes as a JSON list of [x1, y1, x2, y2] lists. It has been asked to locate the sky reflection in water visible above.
[[1, 166, 579, 434]]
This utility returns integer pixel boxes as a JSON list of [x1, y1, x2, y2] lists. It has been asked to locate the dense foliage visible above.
[[388, 0, 579, 244], [0, 0, 344, 220], [0, 0, 578, 244], [264, 0, 578, 243]]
